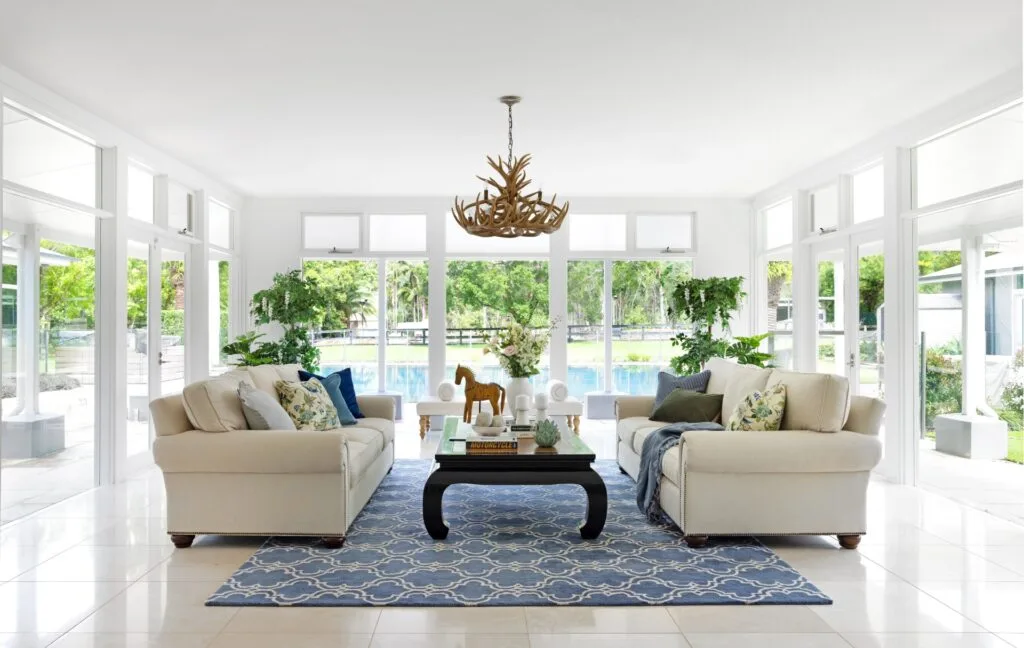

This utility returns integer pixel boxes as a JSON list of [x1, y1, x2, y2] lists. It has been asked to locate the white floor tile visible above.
[[14, 546, 174, 582], [667, 606, 834, 633], [68, 581, 237, 634], [529, 634, 688, 648], [372, 635, 531, 648], [209, 634, 372, 648], [841, 633, 1013, 647], [0, 634, 60, 648], [47, 633, 218, 647], [683, 633, 850, 648], [374, 608, 527, 634], [808, 581, 986, 633], [222, 608, 381, 634], [524, 607, 679, 634], [916, 581, 1024, 633], [0, 581, 128, 634]]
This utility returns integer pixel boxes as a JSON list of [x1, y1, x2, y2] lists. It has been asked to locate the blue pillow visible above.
[[318, 373, 357, 426], [653, 369, 711, 410], [299, 368, 364, 419]]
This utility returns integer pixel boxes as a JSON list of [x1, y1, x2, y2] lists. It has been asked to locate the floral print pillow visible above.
[[726, 384, 787, 431], [274, 378, 342, 430]]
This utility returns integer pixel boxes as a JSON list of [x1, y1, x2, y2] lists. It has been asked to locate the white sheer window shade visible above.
[[369, 214, 427, 251], [168, 182, 193, 232], [303, 214, 361, 251], [636, 214, 693, 251], [127, 164, 154, 223], [852, 164, 884, 224], [764, 200, 793, 250], [810, 184, 838, 232], [208, 200, 232, 248], [569, 214, 627, 251]]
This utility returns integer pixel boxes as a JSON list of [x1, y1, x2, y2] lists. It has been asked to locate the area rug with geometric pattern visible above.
[[206, 459, 832, 607]]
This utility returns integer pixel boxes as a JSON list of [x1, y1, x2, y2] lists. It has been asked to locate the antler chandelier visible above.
[[452, 96, 569, 238]]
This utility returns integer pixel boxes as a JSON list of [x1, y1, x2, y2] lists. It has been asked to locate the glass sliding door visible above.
[[126, 240, 151, 459], [385, 260, 428, 403], [815, 249, 845, 377], [160, 248, 187, 396], [851, 239, 885, 398], [567, 260, 604, 399]]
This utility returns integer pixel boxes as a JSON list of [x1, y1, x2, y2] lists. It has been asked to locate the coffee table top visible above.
[[436, 416, 595, 463]]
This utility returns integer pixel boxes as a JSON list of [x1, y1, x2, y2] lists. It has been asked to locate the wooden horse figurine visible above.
[[454, 364, 506, 424]]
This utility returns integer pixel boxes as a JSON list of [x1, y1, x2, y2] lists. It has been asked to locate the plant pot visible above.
[[505, 377, 534, 415]]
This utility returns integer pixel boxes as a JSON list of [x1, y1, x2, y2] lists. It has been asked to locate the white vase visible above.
[[505, 377, 534, 416]]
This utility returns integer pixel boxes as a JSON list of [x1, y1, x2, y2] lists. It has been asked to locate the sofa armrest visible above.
[[357, 395, 396, 421], [682, 429, 882, 474], [154, 429, 346, 474], [844, 395, 886, 436], [616, 396, 655, 421]]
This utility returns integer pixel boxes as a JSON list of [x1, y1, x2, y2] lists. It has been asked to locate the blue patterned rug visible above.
[[206, 460, 831, 607]]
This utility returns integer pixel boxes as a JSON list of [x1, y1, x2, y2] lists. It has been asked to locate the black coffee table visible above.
[[423, 416, 607, 540]]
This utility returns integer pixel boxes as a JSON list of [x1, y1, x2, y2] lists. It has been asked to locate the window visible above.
[[209, 258, 231, 372], [2, 104, 99, 208], [445, 260, 549, 390], [636, 214, 693, 251], [127, 164, 154, 223], [168, 182, 193, 232], [384, 260, 429, 401], [914, 104, 1023, 208], [764, 200, 793, 250], [303, 214, 360, 251], [369, 214, 426, 252], [810, 184, 839, 232], [303, 259, 379, 391], [815, 254, 844, 376], [766, 259, 794, 370], [569, 214, 626, 252], [567, 260, 605, 397], [208, 200, 232, 249], [852, 164, 884, 224], [611, 260, 692, 393], [446, 217, 548, 254]]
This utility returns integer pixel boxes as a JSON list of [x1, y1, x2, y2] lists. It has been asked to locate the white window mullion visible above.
[[548, 225, 569, 382], [377, 259, 387, 393], [427, 211, 447, 391], [603, 259, 613, 393]]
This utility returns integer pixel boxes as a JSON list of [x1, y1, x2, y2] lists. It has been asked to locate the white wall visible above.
[[242, 195, 753, 334]]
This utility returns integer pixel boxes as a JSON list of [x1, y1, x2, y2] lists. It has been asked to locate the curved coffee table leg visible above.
[[579, 470, 607, 540], [423, 473, 451, 539]]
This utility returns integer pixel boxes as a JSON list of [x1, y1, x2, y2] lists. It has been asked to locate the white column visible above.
[[427, 210, 446, 391], [603, 259, 613, 392], [792, 190, 816, 371], [881, 147, 917, 484], [961, 235, 986, 416], [185, 191, 210, 385], [377, 259, 387, 392], [15, 228, 40, 416], [548, 226, 568, 382], [96, 147, 128, 484]]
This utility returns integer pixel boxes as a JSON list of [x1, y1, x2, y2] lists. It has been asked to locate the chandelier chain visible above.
[[507, 103, 514, 167]]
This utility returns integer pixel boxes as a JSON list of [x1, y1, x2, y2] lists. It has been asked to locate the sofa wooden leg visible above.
[[419, 415, 430, 439], [572, 415, 581, 435], [837, 534, 862, 550], [684, 535, 709, 549], [170, 534, 195, 549], [322, 536, 345, 549]]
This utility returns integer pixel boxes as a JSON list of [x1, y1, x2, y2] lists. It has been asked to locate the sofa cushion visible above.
[[617, 416, 661, 448], [154, 429, 347, 474], [662, 446, 682, 486], [651, 390, 723, 424], [766, 370, 851, 433], [181, 373, 252, 432], [720, 366, 773, 424], [275, 379, 342, 430], [725, 384, 787, 431], [338, 426, 385, 455], [654, 370, 711, 409], [238, 382, 295, 431], [318, 373, 358, 426], [354, 417, 396, 446], [681, 429, 882, 474], [344, 440, 380, 480]]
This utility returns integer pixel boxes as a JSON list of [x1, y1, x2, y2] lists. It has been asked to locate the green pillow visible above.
[[650, 389, 723, 424], [726, 384, 787, 431]]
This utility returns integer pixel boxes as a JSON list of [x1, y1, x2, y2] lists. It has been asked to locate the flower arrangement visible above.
[[483, 321, 554, 378]]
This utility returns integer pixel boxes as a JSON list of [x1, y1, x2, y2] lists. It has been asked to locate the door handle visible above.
[[847, 352, 856, 369]]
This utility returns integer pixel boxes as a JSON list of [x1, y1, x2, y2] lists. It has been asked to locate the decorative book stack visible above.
[[465, 433, 519, 454]]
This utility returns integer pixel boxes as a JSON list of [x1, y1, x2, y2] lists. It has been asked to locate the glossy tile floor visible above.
[[3, 419, 1024, 647]]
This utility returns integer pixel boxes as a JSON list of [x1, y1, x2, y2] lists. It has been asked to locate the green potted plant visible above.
[[668, 276, 774, 374]]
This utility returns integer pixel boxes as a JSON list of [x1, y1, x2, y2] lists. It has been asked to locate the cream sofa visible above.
[[150, 364, 395, 548], [616, 358, 885, 549]]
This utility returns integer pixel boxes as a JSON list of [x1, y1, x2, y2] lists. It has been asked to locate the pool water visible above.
[[319, 364, 664, 402]]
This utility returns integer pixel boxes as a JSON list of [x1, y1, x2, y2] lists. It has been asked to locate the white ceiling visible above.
[[0, 0, 1020, 197]]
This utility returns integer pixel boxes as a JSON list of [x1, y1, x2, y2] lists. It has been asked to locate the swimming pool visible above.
[[319, 363, 664, 401]]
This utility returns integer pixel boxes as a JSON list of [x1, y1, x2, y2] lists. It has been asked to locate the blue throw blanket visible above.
[[637, 422, 724, 523]]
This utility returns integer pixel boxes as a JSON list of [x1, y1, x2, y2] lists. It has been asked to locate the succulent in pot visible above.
[[534, 419, 561, 448]]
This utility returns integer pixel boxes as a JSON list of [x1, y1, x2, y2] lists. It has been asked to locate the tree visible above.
[[302, 260, 377, 330], [38, 241, 95, 330], [446, 261, 549, 328]]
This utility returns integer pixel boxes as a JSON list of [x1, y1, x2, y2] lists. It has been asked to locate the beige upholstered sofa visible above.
[[150, 364, 395, 548], [616, 358, 885, 549]]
